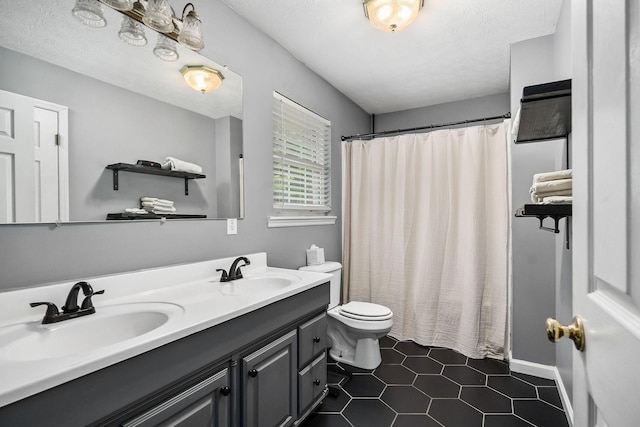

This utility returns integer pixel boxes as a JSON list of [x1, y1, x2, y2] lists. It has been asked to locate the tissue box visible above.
[[306, 245, 325, 265]]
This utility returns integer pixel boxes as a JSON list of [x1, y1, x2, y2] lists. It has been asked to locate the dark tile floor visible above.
[[302, 336, 569, 427]]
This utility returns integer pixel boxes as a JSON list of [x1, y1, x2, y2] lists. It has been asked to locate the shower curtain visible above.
[[342, 123, 510, 359]]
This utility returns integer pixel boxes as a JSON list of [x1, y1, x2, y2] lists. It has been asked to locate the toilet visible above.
[[299, 262, 393, 370]]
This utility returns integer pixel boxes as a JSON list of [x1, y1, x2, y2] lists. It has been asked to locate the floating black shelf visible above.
[[515, 79, 571, 143], [515, 204, 572, 233], [106, 212, 207, 221], [106, 163, 205, 195]]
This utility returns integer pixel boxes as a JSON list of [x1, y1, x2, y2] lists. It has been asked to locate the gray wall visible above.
[[552, 0, 573, 403], [510, 35, 562, 366], [0, 46, 218, 220], [0, 1, 370, 290], [374, 93, 509, 132]]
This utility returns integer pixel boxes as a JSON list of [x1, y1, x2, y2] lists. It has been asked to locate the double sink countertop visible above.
[[0, 253, 331, 407]]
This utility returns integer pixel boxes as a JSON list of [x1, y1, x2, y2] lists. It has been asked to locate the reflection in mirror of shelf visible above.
[[0, 0, 244, 224]]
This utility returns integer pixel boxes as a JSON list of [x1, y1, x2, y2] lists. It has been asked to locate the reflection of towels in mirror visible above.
[[161, 157, 203, 174], [140, 197, 176, 214]]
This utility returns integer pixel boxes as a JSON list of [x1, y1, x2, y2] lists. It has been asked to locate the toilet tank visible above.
[[299, 261, 342, 309]]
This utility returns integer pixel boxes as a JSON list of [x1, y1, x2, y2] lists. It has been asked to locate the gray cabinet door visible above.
[[242, 330, 297, 427], [122, 368, 231, 427]]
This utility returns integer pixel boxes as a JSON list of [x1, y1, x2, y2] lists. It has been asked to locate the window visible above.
[[270, 92, 335, 227]]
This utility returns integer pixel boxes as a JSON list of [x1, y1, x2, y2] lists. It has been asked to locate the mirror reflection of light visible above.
[[180, 65, 224, 94]]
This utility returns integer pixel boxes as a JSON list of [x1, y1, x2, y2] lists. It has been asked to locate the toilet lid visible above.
[[339, 302, 393, 321]]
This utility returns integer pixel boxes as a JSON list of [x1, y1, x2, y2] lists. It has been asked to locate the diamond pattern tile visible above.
[[394, 341, 429, 356], [429, 398, 484, 426], [402, 356, 443, 374], [303, 337, 570, 427], [381, 348, 406, 364], [375, 364, 416, 384], [342, 399, 396, 427], [443, 365, 487, 385], [414, 374, 461, 398], [428, 347, 468, 364], [342, 374, 386, 397], [381, 385, 430, 413]]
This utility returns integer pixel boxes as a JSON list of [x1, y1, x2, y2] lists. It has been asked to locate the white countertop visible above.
[[0, 253, 331, 407]]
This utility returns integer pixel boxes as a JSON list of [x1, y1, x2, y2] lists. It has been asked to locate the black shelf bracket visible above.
[[106, 163, 205, 196], [515, 204, 572, 234]]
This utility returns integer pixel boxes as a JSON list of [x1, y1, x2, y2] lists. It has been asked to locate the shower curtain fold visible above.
[[342, 123, 510, 359]]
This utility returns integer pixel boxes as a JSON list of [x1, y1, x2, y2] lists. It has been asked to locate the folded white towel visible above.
[[143, 206, 177, 214], [141, 201, 174, 209], [533, 169, 572, 183], [531, 189, 573, 203], [124, 208, 148, 214], [161, 157, 203, 174], [140, 197, 174, 206], [511, 107, 521, 137], [541, 196, 573, 204], [530, 178, 572, 195]]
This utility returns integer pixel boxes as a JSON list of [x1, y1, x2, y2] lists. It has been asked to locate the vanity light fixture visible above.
[[118, 16, 148, 46], [363, 0, 423, 32], [73, 1, 206, 52], [72, 0, 107, 28], [180, 65, 224, 94], [177, 3, 204, 51], [153, 34, 180, 61]]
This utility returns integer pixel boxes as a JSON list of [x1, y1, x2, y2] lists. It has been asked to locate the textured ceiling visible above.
[[221, 0, 563, 114], [0, 0, 242, 119]]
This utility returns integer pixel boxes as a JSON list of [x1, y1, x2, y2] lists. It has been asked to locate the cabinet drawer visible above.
[[122, 368, 230, 427], [298, 313, 327, 368], [298, 353, 327, 414]]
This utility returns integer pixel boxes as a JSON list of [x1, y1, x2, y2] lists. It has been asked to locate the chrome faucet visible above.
[[30, 281, 104, 324], [217, 256, 251, 282]]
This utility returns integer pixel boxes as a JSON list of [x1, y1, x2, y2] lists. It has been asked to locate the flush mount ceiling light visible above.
[[363, 0, 424, 32], [180, 65, 224, 93], [72, 0, 205, 52]]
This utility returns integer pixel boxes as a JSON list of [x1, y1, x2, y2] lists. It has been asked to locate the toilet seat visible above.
[[338, 301, 393, 321]]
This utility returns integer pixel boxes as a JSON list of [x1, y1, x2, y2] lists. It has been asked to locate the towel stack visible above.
[[140, 197, 177, 214], [124, 208, 148, 215], [530, 169, 573, 204], [161, 157, 203, 174]]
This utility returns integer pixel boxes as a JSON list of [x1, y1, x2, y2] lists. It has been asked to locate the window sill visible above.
[[267, 215, 337, 228]]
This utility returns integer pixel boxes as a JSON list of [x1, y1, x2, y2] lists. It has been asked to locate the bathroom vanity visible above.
[[0, 253, 330, 426]]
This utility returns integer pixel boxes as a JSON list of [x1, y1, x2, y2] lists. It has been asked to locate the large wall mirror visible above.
[[0, 0, 243, 224]]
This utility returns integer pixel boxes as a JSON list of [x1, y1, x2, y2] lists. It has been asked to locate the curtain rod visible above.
[[341, 112, 511, 142]]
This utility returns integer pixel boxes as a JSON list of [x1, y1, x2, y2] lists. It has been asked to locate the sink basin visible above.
[[218, 274, 296, 297], [0, 302, 183, 361]]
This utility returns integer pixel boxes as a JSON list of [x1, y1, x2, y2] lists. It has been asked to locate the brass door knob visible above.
[[546, 316, 585, 351]]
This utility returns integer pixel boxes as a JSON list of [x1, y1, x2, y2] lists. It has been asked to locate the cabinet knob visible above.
[[248, 369, 258, 377], [220, 386, 231, 396], [313, 336, 321, 343], [313, 379, 321, 386]]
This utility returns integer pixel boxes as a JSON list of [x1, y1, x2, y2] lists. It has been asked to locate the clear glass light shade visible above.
[[71, 0, 107, 28], [177, 10, 204, 51], [154, 34, 179, 61], [142, 0, 174, 33], [101, 0, 134, 11], [180, 66, 224, 93], [363, 0, 423, 32], [118, 16, 148, 46]]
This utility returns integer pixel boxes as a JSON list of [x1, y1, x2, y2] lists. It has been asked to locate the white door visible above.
[[571, 1, 640, 426], [0, 90, 68, 222]]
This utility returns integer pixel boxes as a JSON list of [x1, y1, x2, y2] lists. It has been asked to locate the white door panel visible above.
[[0, 89, 68, 223], [572, 1, 640, 427]]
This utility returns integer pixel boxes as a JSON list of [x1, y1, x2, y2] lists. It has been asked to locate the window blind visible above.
[[272, 92, 331, 212]]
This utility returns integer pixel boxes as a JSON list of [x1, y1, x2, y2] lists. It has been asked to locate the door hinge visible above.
[[55, 134, 60, 146]]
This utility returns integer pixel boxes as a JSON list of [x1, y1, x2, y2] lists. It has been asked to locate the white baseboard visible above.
[[553, 366, 573, 427], [509, 358, 573, 427]]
